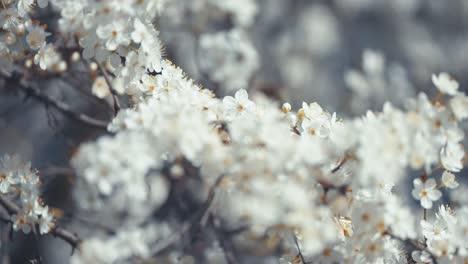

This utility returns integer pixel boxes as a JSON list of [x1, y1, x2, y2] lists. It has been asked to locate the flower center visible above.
[[322, 248, 332, 256]]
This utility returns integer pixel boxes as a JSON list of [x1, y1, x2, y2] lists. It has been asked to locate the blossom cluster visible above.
[[72, 49, 467, 264], [0, 154, 54, 235], [0, 0, 65, 73]]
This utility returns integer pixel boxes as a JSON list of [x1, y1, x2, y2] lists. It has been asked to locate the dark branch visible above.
[[1, 73, 109, 130]]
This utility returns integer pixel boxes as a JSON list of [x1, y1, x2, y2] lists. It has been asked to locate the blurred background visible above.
[[1, 0, 468, 262]]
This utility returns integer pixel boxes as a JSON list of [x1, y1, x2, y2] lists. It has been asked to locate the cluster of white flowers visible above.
[[62, 0, 465, 261], [0, 154, 54, 235], [70, 0, 165, 97], [0, 0, 66, 73], [71, 223, 172, 264], [72, 51, 467, 264], [419, 205, 468, 260], [199, 29, 259, 92], [345, 49, 414, 114], [158, 0, 259, 94]]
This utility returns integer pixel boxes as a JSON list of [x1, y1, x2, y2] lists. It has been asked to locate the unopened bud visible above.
[[71, 51, 81, 62], [281, 102, 292, 113], [297, 108, 305, 120]]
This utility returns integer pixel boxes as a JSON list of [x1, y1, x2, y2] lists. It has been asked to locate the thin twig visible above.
[[331, 156, 348, 173], [0, 194, 81, 254], [293, 235, 307, 264]]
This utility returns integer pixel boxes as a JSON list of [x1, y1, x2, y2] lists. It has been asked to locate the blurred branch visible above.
[[1, 73, 109, 129], [0, 194, 81, 254], [152, 174, 225, 255], [1, 222, 10, 264]]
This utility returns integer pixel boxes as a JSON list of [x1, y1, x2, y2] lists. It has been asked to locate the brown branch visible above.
[[331, 156, 348, 173], [95, 61, 121, 116], [0, 194, 81, 254]]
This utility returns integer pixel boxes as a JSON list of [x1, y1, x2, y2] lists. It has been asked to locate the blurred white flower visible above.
[[432, 72, 459, 95], [440, 141, 464, 172], [449, 94, 468, 121], [441, 171, 459, 189], [26, 24, 49, 50], [411, 250, 433, 264], [34, 43, 62, 71]]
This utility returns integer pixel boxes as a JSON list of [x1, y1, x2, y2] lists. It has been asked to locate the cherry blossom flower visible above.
[[222, 89, 256, 120], [96, 20, 131, 51], [26, 24, 49, 50], [432, 72, 459, 95], [34, 43, 62, 71], [412, 178, 442, 209], [0, 170, 17, 193], [11, 212, 32, 234], [441, 171, 459, 189], [440, 141, 464, 172], [449, 94, 468, 121]]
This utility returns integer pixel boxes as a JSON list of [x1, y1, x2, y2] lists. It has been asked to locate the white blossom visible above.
[[412, 178, 442, 209], [26, 24, 49, 50], [96, 20, 131, 51], [441, 171, 459, 189], [223, 89, 256, 120]]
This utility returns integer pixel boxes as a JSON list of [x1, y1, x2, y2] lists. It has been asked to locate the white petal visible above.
[[413, 178, 423, 189], [425, 179, 437, 189], [421, 197, 433, 209], [235, 89, 248, 101], [428, 190, 442, 201]]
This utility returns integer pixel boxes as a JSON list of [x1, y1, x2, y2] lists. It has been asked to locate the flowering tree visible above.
[[0, 0, 467, 263]]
